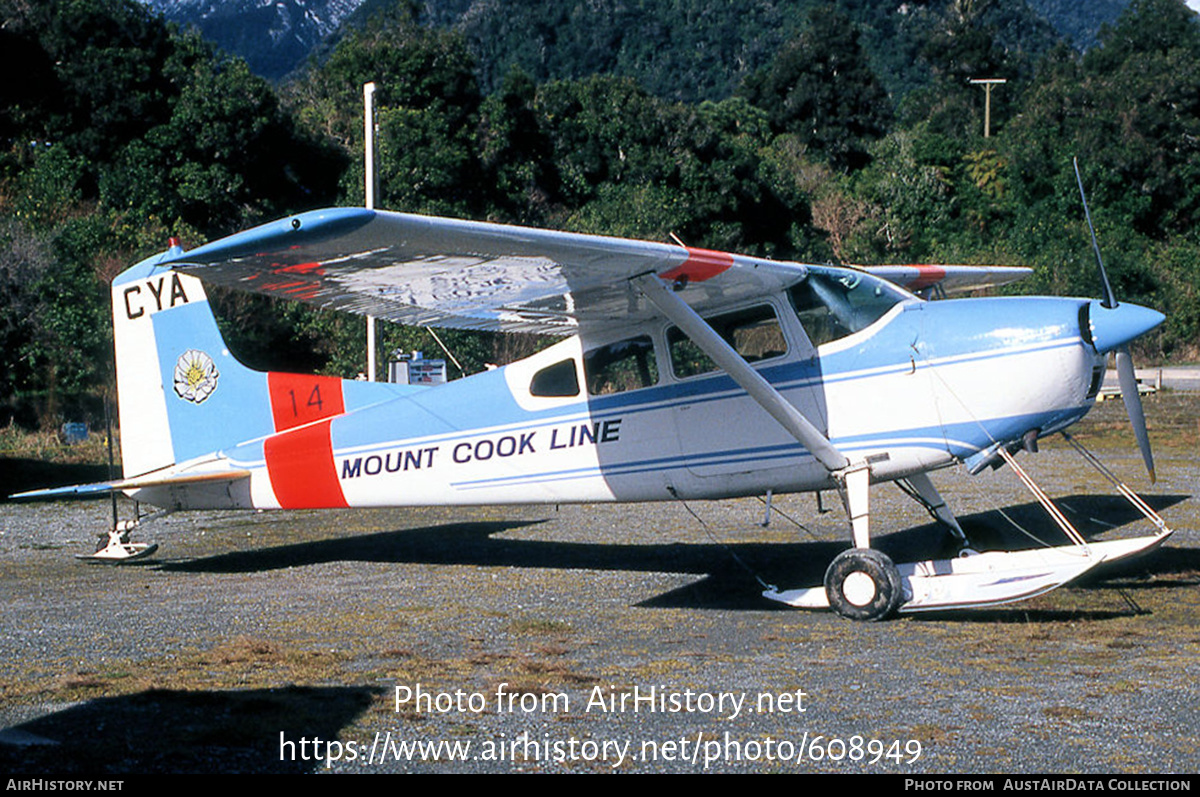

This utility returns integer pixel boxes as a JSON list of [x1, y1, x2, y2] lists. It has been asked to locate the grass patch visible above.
[[1043, 705, 1097, 722], [6, 636, 363, 705], [0, 422, 114, 465]]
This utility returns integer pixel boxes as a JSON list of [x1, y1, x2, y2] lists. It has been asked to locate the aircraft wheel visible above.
[[824, 548, 903, 621]]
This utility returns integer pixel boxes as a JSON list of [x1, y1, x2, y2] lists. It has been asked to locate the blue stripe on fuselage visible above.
[[222, 295, 1093, 476], [443, 407, 1089, 492]]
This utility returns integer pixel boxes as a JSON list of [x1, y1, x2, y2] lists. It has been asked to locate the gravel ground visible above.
[[0, 396, 1197, 774]]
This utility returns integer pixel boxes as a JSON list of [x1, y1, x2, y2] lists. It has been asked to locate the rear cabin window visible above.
[[530, 358, 580, 397], [584, 336, 659, 395], [788, 272, 906, 348], [667, 304, 787, 379]]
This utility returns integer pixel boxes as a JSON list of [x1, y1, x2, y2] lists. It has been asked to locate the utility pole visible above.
[[969, 78, 1006, 138], [364, 82, 378, 381]]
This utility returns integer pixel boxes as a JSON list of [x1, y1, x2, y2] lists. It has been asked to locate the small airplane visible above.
[[15, 181, 1172, 620]]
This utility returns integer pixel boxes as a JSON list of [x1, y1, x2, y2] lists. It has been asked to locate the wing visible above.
[[163, 208, 808, 336], [860, 264, 1031, 296]]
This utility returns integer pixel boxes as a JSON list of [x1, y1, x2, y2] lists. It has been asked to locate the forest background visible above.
[[1, 0, 1198, 432]]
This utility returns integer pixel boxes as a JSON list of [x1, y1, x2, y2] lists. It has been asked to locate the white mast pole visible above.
[[364, 82, 377, 381]]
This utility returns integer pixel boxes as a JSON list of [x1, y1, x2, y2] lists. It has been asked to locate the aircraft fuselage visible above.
[[134, 290, 1101, 512]]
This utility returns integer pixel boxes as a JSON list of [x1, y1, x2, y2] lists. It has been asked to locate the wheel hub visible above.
[[842, 570, 877, 606]]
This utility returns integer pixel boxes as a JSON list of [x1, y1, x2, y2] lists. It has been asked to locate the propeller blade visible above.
[[1075, 157, 1156, 482], [1115, 347, 1156, 483], [1073, 157, 1118, 309]]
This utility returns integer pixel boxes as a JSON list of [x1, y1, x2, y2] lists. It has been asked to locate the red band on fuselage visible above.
[[268, 372, 346, 432], [263, 418, 347, 509]]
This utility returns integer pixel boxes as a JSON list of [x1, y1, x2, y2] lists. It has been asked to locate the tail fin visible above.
[[113, 252, 414, 478], [114, 253, 277, 476]]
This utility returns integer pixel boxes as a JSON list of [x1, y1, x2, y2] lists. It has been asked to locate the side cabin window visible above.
[[585, 336, 659, 395], [788, 271, 906, 348], [667, 304, 787, 379], [530, 358, 580, 397]]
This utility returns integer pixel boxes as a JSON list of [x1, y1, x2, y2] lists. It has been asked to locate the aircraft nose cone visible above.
[[1086, 300, 1166, 354]]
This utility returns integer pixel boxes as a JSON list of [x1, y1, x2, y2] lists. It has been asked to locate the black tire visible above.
[[824, 548, 903, 621]]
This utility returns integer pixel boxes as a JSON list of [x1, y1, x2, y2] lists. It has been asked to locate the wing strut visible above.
[[632, 274, 849, 473]]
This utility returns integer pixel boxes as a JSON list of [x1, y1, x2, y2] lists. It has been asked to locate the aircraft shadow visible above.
[[158, 493, 1194, 616], [0, 684, 380, 774]]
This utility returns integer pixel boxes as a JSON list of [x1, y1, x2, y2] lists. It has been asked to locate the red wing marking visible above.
[[900, 265, 947, 291], [658, 248, 734, 284], [263, 418, 347, 509], [273, 262, 326, 276]]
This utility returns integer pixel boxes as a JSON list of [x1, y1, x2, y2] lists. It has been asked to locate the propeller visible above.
[[1073, 158, 1159, 482]]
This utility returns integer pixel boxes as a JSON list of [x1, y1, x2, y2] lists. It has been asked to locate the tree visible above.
[[2, 0, 340, 237], [18, 0, 180, 166], [98, 53, 343, 234], [290, 7, 482, 214], [899, 5, 1015, 138], [1005, 0, 1200, 242], [0, 221, 52, 425], [531, 77, 803, 256], [477, 67, 558, 224], [739, 6, 892, 172]]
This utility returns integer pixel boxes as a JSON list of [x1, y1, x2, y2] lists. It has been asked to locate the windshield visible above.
[[788, 269, 909, 347]]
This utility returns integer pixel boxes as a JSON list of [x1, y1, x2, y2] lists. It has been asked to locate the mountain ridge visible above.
[[137, 0, 1132, 92]]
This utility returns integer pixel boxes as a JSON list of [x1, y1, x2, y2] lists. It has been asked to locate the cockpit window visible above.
[[530, 358, 580, 397], [788, 271, 907, 347], [585, 336, 659, 395], [668, 304, 787, 378]]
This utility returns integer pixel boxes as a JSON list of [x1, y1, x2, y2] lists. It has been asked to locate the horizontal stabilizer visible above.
[[11, 469, 251, 502], [10, 482, 121, 501]]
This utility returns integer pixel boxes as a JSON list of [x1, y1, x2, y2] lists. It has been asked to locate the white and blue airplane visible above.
[[17, 204, 1172, 620]]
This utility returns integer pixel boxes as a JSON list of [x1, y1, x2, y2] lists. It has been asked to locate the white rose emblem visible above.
[[174, 349, 219, 404]]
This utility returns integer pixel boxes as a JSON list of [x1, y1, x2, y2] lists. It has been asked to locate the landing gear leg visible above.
[[824, 460, 903, 621], [897, 473, 968, 544]]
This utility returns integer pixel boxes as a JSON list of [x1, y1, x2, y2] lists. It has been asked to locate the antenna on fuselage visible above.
[[1073, 157, 1117, 309]]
